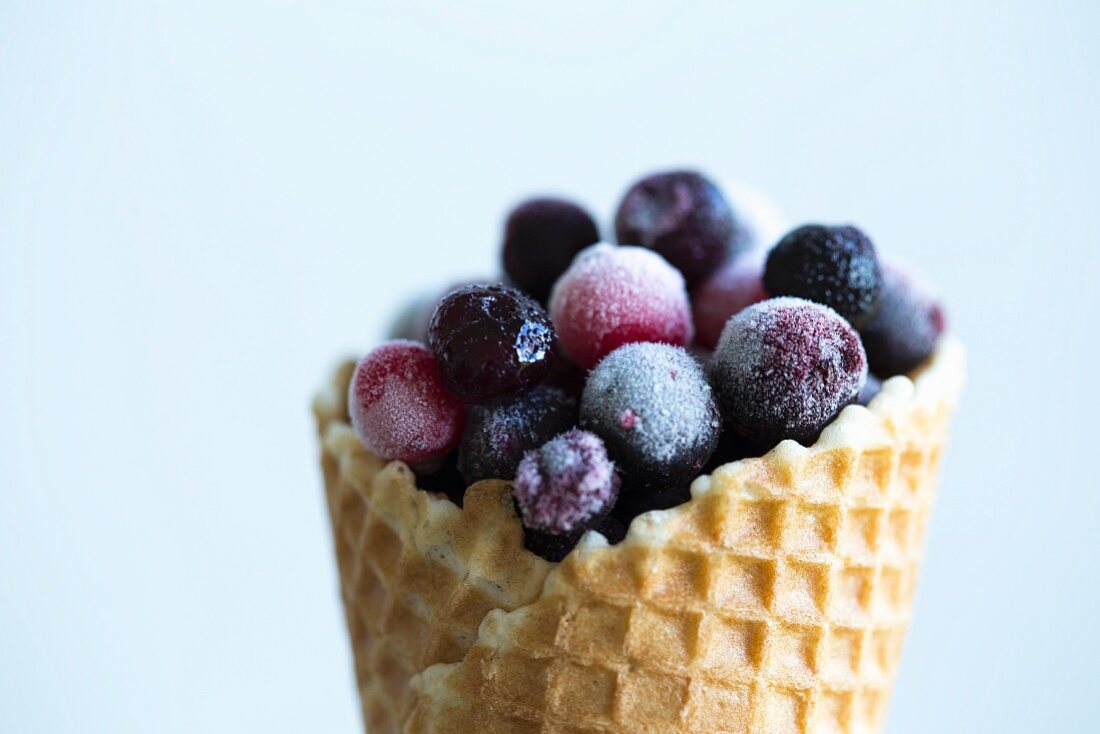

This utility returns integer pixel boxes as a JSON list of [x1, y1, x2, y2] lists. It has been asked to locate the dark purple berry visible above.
[[458, 385, 578, 484], [429, 284, 556, 405], [614, 170, 749, 287], [711, 298, 868, 448], [580, 342, 721, 488], [857, 373, 883, 406], [764, 224, 882, 328], [513, 429, 620, 537], [502, 198, 600, 302], [858, 265, 946, 376]]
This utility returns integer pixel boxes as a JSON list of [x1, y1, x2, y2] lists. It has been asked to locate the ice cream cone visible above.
[[317, 339, 964, 734]]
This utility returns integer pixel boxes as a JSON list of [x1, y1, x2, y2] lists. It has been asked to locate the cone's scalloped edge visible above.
[[314, 336, 965, 563]]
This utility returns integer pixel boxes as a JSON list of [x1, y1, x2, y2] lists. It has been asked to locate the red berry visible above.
[[691, 257, 769, 350], [347, 340, 467, 464], [548, 244, 693, 369]]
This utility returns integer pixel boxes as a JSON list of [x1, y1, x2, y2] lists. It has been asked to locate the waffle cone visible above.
[[315, 340, 964, 734]]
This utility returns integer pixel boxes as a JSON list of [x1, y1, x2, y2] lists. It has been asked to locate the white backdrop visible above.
[[2, 2, 1097, 732]]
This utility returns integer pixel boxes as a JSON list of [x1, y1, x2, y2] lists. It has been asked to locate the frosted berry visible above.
[[348, 340, 467, 464], [458, 385, 578, 483], [429, 284, 556, 404], [692, 257, 769, 349], [614, 170, 747, 286], [764, 224, 882, 328], [711, 298, 867, 447], [580, 342, 721, 487], [502, 198, 600, 302], [859, 265, 946, 376], [514, 429, 620, 538], [548, 243, 693, 369]]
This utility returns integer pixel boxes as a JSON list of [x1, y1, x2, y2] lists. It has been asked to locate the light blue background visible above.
[[2, 2, 1097, 732]]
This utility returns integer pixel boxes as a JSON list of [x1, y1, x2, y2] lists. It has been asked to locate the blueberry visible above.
[[764, 224, 882, 328], [458, 385, 578, 484], [580, 342, 721, 488], [858, 265, 946, 376], [429, 284, 556, 405], [711, 298, 867, 448], [502, 198, 600, 302], [513, 430, 620, 561], [614, 170, 748, 287]]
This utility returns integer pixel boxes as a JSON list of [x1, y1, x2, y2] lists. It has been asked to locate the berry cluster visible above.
[[347, 170, 947, 561]]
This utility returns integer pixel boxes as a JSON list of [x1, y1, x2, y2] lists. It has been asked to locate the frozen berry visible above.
[[614, 170, 747, 286], [858, 265, 946, 376], [502, 198, 600, 302], [711, 298, 867, 447], [514, 429, 620, 537], [764, 224, 882, 328], [692, 257, 769, 350], [857, 374, 883, 406], [458, 386, 578, 483], [580, 342, 721, 488], [348, 340, 467, 464], [548, 243, 693, 369], [429, 284, 556, 404]]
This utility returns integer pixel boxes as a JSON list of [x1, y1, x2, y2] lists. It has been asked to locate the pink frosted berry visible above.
[[692, 257, 769, 350], [514, 429, 620, 538], [548, 243, 693, 369], [348, 340, 467, 464]]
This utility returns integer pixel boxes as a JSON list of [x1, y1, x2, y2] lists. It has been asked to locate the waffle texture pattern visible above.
[[316, 340, 964, 734]]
